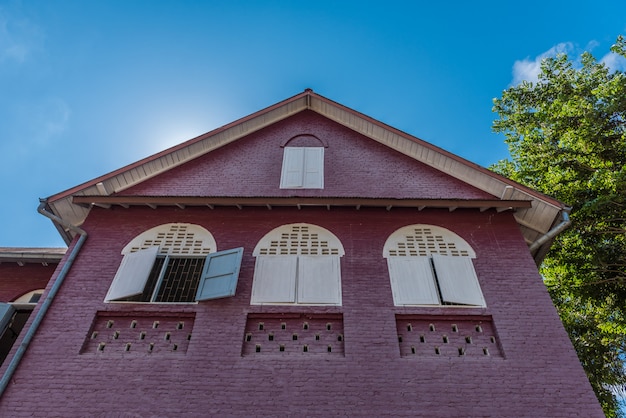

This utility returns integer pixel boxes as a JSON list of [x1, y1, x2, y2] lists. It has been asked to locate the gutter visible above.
[[0, 199, 87, 398], [0, 249, 65, 265], [529, 208, 571, 253]]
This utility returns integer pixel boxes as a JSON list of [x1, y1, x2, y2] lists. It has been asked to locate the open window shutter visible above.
[[105, 246, 159, 302], [387, 257, 440, 305], [302, 148, 324, 188], [297, 256, 341, 304], [280, 148, 305, 188], [432, 254, 485, 306], [195, 247, 244, 301], [251, 256, 298, 303], [0, 303, 16, 335]]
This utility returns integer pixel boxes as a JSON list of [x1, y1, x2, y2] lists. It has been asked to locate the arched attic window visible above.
[[279, 135, 326, 189], [105, 223, 243, 303], [251, 223, 344, 305], [383, 225, 485, 307]]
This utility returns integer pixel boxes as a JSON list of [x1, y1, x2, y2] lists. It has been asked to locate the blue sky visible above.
[[1, 0, 626, 248]]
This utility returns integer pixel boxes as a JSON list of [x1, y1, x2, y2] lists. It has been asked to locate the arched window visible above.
[[13, 289, 45, 304], [251, 223, 344, 305], [383, 225, 485, 307], [279, 136, 326, 189], [105, 223, 242, 303]]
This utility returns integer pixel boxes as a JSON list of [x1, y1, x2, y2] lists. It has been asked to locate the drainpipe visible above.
[[529, 208, 571, 253], [0, 199, 87, 397]]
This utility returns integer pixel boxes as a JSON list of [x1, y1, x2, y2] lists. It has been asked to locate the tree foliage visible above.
[[492, 36, 626, 417]]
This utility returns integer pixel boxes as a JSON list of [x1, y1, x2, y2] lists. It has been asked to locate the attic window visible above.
[[279, 147, 324, 189]]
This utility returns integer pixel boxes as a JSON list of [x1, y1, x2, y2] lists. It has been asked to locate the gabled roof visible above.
[[42, 89, 568, 264]]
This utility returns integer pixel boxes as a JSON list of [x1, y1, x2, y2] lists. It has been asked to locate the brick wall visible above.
[[122, 110, 494, 200], [0, 206, 603, 417], [0, 263, 57, 302]]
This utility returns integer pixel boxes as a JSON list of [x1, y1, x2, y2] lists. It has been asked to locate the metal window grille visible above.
[[119, 257, 205, 303], [155, 257, 205, 302]]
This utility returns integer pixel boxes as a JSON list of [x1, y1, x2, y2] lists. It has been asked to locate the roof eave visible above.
[[72, 195, 532, 210], [0, 247, 67, 265], [41, 89, 568, 261]]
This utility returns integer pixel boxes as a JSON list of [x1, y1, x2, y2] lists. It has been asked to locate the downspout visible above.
[[0, 199, 87, 397], [529, 208, 571, 253]]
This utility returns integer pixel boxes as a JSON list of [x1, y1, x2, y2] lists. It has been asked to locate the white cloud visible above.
[[600, 51, 626, 72], [0, 6, 43, 64], [512, 40, 626, 86], [511, 42, 575, 85]]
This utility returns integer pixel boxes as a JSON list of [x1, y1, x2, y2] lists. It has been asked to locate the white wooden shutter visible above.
[[251, 256, 298, 303], [280, 148, 305, 188], [388, 257, 440, 305], [432, 254, 485, 306], [302, 148, 324, 188], [195, 247, 243, 301], [105, 246, 159, 302], [297, 256, 341, 305]]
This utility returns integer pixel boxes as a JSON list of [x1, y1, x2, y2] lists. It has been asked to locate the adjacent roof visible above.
[[0, 247, 66, 266], [42, 89, 568, 264]]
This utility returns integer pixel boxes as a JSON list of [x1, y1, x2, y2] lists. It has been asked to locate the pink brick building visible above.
[[0, 90, 603, 416]]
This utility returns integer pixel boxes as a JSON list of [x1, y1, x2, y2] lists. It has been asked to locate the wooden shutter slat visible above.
[[281, 148, 305, 188], [251, 256, 297, 303], [433, 254, 485, 306], [388, 257, 440, 305], [195, 247, 244, 301], [297, 256, 341, 304], [105, 246, 159, 302], [302, 148, 324, 188]]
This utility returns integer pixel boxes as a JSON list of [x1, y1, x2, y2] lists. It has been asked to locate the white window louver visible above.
[[251, 224, 343, 305], [384, 225, 485, 307]]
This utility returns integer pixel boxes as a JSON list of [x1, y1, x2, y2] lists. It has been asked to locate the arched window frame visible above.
[[251, 223, 344, 305], [279, 135, 327, 189], [105, 223, 243, 303], [383, 225, 485, 307]]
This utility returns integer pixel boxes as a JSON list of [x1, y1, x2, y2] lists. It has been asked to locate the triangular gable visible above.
[[117, 111, 495, 201], [41, 89, 568, 264]]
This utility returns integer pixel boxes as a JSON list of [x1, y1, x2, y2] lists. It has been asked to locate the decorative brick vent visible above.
[[123, 223, 215, 256], [254, 224, 343, 256], [396, 315, 502, 358], [242, 313, 344, 356], [385, 226, 472, 257], [81, 312, 195, 355]]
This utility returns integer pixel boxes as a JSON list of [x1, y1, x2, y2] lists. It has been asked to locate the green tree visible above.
[[492, 36, 626, 417]]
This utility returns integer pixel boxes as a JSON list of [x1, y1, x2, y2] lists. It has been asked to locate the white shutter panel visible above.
[[302, 148, 324, 188], [280, 148, 305, 188], [297, 256, 341, 305], [388, 257, 440, 305], [195, 247, 243, 301], [433, 254, 485, 306], [251, 256, 297, 304], [105, 246, 159, 302]]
